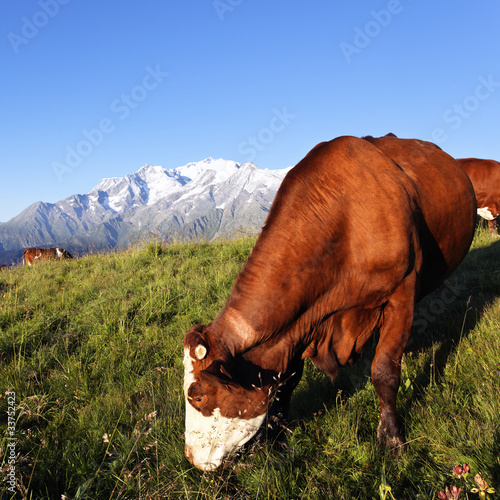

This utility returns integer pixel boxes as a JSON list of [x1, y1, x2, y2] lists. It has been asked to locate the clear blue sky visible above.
[[1, 1, 500, 222]]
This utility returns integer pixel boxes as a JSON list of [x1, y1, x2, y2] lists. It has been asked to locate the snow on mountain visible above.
[[85, 158, 249, 211], [0, 158, 291, 263]]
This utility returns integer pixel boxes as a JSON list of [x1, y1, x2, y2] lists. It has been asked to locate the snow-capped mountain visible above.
[[0, 158, 291, 264]]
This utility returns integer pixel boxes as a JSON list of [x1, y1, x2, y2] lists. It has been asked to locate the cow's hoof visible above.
[[377, 423, 405, 456]]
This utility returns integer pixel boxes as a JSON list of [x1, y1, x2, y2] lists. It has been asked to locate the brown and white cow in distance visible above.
[[22, 247, 73, 266], [458, 158, 500, 235], [183, 135, 477, 471]]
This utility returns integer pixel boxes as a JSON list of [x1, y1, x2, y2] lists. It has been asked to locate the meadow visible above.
[[0, 226, 499, 499]]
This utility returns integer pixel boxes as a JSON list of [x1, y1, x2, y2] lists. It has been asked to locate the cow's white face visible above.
[[183, 342, 268, 471]]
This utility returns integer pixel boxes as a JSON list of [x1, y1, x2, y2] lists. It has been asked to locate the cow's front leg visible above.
[[250, 359, 304, 446], [270, 359, 304, 418], [371, 284, 414, 453]]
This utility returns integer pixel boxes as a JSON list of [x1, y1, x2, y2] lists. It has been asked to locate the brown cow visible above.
[[183, 135, 476, 471], [22, 248, 73, 266], [458, 158, 500, 235], [0, 265, 8, 271]]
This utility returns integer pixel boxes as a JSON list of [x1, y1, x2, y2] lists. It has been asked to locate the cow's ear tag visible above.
[[195, 344, 208, 360]]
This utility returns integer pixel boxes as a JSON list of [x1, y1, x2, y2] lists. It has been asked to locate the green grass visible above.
[[0, 229, 499, 499]]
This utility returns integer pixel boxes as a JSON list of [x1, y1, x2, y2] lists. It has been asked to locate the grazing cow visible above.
[[183, 135, 476, 471], [0, 265, 8, 271], [22, 248, 73, 266], [457, 158, 500, 235]]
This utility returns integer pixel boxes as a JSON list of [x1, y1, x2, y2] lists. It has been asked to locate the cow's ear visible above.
[[184, 325, 209, 360]]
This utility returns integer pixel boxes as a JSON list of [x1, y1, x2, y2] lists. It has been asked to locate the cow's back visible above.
[[365, 136, 476, 298]]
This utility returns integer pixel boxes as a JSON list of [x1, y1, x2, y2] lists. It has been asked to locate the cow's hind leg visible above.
[[371, 282, 415, 454]]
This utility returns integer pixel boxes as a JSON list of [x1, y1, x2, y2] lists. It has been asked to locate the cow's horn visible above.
[[195, 344, 207, 360]]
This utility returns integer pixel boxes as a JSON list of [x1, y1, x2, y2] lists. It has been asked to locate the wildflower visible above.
[[437, 486, 462, 500], [145, 411, 157, 421], [453, 463, 470, 478], [476, 474, 488, 490], [470, 473, 495, 498], [102, 433, 110, 443]]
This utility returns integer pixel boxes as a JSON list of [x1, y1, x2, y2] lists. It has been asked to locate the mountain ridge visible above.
[[0, 158, 290, 264]]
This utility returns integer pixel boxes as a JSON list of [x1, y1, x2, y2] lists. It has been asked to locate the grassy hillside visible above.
[[0, 229, 499, 499]]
